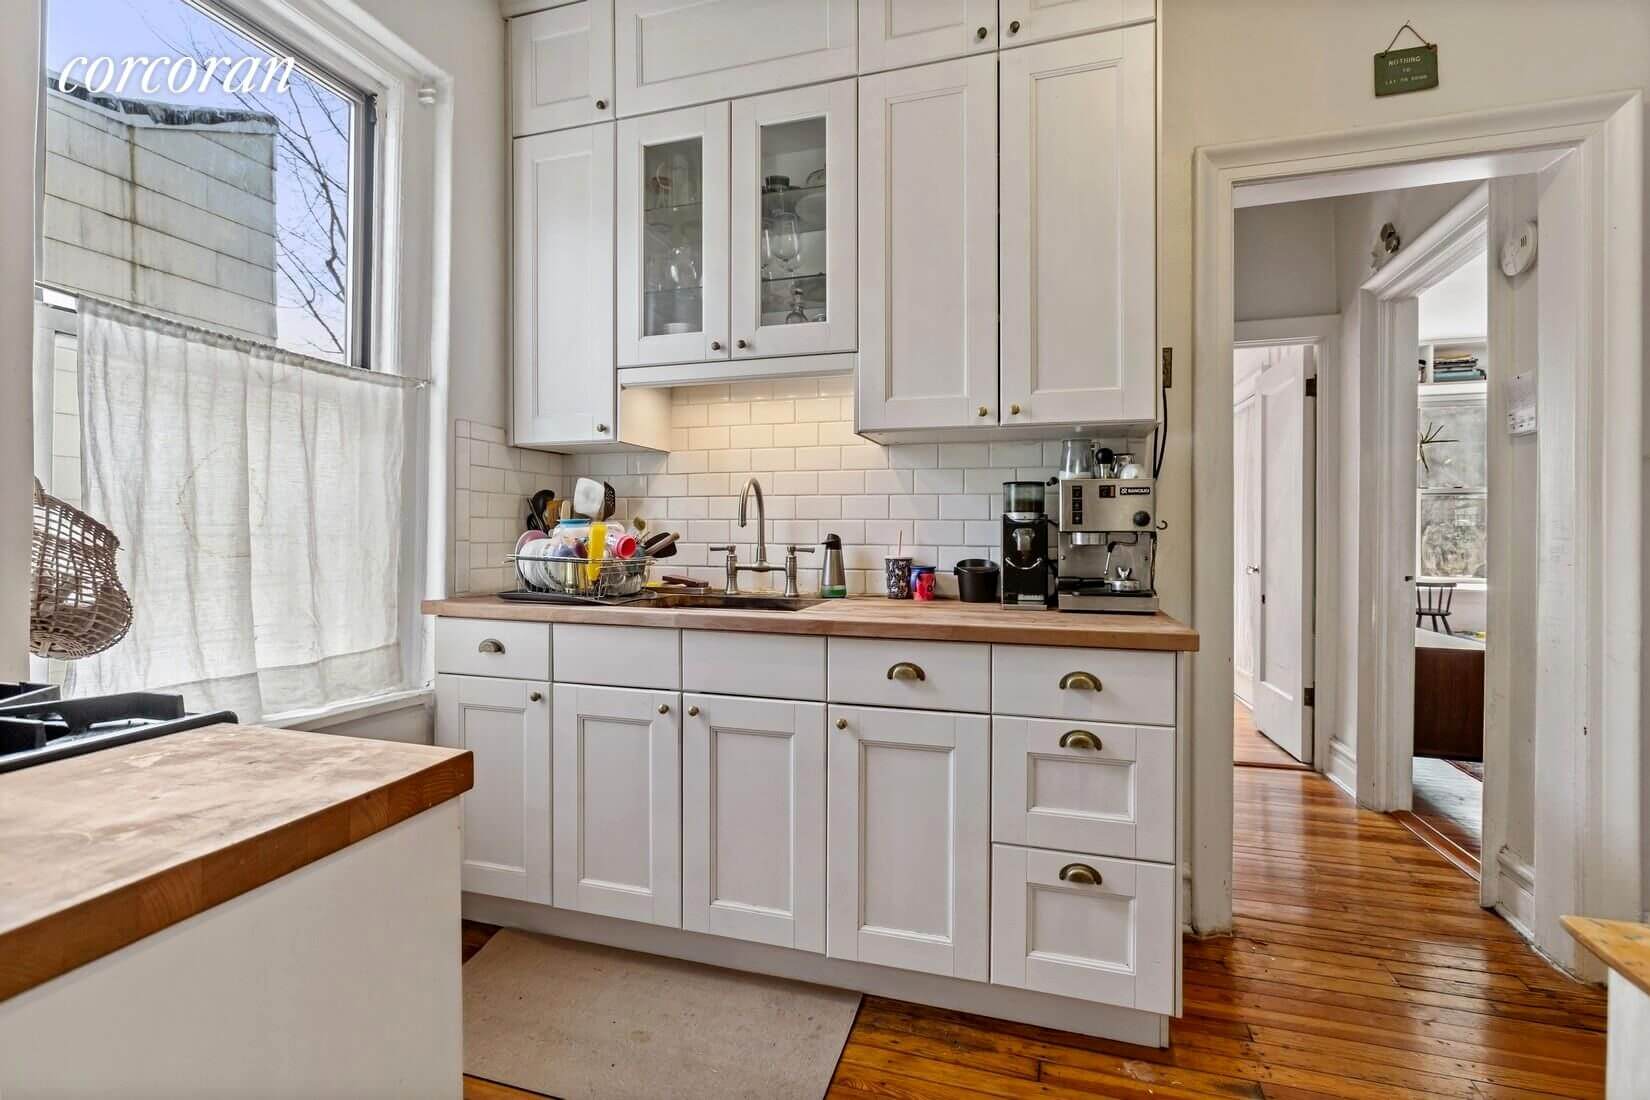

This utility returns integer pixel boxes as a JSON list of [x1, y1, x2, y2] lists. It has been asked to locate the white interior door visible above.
[[1253, 344, 1315, 764], [1232, 373, 1262, 707]]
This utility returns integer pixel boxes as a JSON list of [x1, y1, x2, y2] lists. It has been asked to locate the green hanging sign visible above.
[[1374, 23, 1438, 97]]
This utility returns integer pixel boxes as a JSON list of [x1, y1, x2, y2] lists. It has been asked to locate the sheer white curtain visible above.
[[71, 298, 417, 722]]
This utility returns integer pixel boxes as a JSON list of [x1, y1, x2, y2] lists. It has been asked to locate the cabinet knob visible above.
[[736, 338, 749, 350], [1059, 729, 1101, 751], [835, 717, 848, 730], [710, 340, 722, 351], [977, 405, 989, 417], [886, 661, 926, 682], [477, 638, 505, 654], [595, 98, 608, 110], [1059, 670, 1103, 692], [1008, 19, 1021, 34], [1010, 403, 1021, 415], [595, 423, 609, 433], [975, 25, 988, 39], [1058, 862, 1101, 886], [687, 705, 700, 717], [657, 702, 670, 715], [529, 691, 544, 703]]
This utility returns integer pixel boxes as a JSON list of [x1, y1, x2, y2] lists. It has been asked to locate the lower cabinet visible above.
[[990, 845, 1176, 1014], [682, 694, 826, 951], [433, 674, 551, 904], [552, 683, 681, 927], [826, 705, 990, 980]]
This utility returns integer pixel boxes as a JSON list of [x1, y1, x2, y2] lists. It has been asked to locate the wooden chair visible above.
[[1415, 581, 1456, 634]]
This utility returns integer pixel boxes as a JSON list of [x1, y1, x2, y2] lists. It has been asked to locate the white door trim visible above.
[[1358, 183, 1490, 814], [1190, 92, 1643, 969], [1234, 316, 1339, 775]]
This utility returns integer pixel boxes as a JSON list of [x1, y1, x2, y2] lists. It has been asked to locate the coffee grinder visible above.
[[1001, 481, 1054, 608]]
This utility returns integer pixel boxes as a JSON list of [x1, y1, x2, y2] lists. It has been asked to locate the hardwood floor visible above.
[[1234, 698, 1309, 770], [1397, 755, 1485, 880], [462, 765, 1606, 1099]]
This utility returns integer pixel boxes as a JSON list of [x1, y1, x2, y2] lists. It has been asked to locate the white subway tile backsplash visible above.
[[557, 378, 1059, 595]]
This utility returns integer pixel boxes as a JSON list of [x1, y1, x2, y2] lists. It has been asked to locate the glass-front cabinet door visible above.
[[617, 103, 729, 366], [730, 80, 856, 361]]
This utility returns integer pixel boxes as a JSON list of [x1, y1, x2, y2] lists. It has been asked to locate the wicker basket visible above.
[[29, 478, 133, 659]]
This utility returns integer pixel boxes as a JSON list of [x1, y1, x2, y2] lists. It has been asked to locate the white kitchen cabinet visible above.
[[999, 0, 1154, 48], [434, 674, 551, 904], [858, 0, 997, 73], [509, 1, 614, 137], [826, 704, 989, 980], [617, 104, 730, 368], [1000, 25, 1156, 427], [991, 844, 1176, 1014], [512, 126, 617, 447], [553, 683, 681, 926], [682, 694, 826, 951], [614, 0, 856, 117], [857, 56, 997, 431], [730, 79, 857, 361]]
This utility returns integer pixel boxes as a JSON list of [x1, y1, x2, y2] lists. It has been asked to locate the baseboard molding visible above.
[[1494, 849, 1536, 939], [464, 894, 1171, 1048], [1326, 739, 1357, 798]]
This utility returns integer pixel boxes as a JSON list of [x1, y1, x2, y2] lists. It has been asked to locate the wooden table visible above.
[[1566, 916, 1650, 1098]]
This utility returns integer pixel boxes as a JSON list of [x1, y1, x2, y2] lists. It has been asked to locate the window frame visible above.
[[1415, 380, 1489, 585]]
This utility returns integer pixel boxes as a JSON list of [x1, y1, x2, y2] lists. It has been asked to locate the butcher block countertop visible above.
[[0, 725, 472, 1003], [423, 594, 1199, 652], [1565, 916, 1650, 998]]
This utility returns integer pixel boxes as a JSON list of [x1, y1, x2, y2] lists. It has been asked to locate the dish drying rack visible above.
[[503, 553, 656, 605]]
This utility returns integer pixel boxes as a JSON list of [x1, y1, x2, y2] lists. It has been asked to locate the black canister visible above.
[[954, 559, 1001, 603]]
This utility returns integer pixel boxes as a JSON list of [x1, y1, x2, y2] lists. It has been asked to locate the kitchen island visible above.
[[0, 724, 472, 1098], [425, 593, 1197, 1047]]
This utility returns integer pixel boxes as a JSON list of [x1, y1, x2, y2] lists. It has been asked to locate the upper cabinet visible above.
[[510, 1, 615, 137], [1000, 25, 1156, 427], [857, 56, 997, 432], [730, 80, 857, 361], [858, 0, 997, 72], [615, 0, 857, 116], [999, 0, 1155, 48]]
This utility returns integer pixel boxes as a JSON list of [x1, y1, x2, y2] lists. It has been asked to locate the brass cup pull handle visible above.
[[1059, 863, 1101, 886], [887, 662, 927, 682], [1059, 670, 1102, 692], [1058, 729, 1101, 751], [687, 705, 700, 717], [478, 638, 505, 654]]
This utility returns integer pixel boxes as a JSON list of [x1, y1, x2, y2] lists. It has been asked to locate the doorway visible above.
[[1232, 338, 1316, 770]]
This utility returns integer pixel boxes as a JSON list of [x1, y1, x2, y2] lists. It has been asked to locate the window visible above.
[[42, 0, 375, 365], [1417, 389, 1488, 581]]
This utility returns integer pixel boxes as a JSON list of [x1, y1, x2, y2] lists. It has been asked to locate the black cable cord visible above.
[[1152, 357, 1168, 479]]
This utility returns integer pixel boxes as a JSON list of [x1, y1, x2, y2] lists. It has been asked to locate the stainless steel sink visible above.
[[651, 592, 823, 612]]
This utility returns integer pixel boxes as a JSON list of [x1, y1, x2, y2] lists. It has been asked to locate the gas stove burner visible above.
[[0, 692, 238, 773]]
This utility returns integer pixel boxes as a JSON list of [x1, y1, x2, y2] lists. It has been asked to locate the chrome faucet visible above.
[[709, 478, 813, 596]]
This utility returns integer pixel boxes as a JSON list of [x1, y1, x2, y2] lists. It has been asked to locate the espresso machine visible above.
[[1054, 473, 1160, 614], [1001, 481, 1055, 607]]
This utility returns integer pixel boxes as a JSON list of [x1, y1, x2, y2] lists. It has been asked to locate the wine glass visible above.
[[765, 211, 802, 277]]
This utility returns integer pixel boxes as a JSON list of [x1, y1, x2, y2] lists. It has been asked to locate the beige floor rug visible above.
[[463, 929, 861, 1099]]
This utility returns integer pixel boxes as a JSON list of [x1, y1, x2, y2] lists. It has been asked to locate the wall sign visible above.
[[1374, 23, 1438, 97]]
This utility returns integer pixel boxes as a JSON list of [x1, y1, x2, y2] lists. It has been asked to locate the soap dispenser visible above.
[[820, 533, 847, 598]]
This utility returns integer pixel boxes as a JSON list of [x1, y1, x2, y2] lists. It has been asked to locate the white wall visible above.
[[1, 0, 40, 679], [1419, 251, 1488, 343], [1233, 198, 1339, 322]]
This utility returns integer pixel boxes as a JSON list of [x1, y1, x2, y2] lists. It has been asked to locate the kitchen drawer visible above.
[[553, 624, 679, 689], [683, 630, 825, 701], [827, 638, 990, 712], [991, 645, 1174, 726], [992, 717, 1173, 862], [434, 618, 551, 681], [990, 844, 1176, 1014]]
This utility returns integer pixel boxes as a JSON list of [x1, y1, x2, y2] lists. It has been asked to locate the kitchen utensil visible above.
[[1094, 448, 1117, 478], [558, 498, 574, 521], [642, 531, 679, 559], [661, 574, 709, 589], [954, 558, 1000, 603], [884, 556, 913, 599], [819, 533, 846, 598], [911, 565, 937, 601], [1058, 438, 1098, 480], [573, 478, 616, 520], [765, 212, 801, 275], [586, 521, 609, 582], [529, 489, 556, 531], [613, 532, 639, 560]]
